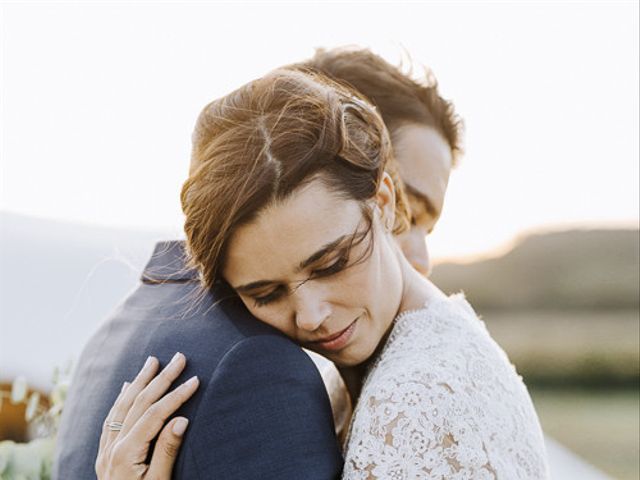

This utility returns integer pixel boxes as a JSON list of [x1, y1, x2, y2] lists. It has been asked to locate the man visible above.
[[53, 47, 462, 479]]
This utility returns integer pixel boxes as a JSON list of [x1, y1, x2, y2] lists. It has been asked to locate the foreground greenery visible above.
[[0, 367, 69, 479], [0, 439, 54, 480]]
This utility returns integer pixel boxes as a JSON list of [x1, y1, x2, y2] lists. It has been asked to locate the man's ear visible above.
[[375, 171, 396, 230]]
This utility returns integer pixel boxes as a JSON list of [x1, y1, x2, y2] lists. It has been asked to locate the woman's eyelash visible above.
[[252, 253, 350, 307], [311, 253, 349, 276], [253, 286, 285, 307]]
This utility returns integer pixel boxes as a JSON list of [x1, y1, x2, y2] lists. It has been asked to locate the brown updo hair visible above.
[[181, 67, 411, 291]]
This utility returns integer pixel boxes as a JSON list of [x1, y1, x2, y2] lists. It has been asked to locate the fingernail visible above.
[[121, 381, 129, 393], [185, 376, 199, 388], [171, 352, 183, 364], [144, 356, 155, 369], [173, 417, 189, 436]]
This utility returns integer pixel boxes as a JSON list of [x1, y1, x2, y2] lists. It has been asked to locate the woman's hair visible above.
[[181, 67, 411, 291]]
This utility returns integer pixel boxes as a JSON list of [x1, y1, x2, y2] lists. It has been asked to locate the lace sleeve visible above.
[[342, 376, 499, 480], [341, 295, 549, 479]]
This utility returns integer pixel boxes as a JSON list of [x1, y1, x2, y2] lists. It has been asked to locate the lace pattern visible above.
[[342, 293, 550, 479]]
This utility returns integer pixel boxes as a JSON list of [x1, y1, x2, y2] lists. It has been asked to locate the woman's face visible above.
[[392, 124, 453, 276], [222, 174, 404, 366]]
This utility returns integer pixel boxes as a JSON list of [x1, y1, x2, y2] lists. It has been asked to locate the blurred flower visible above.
[[10, 376, 27, 404], [0, 364, 72, 479], [26, 392, 41, 422], [50, 380, 68, 411]]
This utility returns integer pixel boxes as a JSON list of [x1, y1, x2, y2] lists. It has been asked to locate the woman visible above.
[[96, 67, 550, 479]]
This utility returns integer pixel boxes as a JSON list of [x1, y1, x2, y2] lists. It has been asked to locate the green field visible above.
[[482, 309, 639, 386], [480, 309, 639, 479], [531, 388, 639, 480]]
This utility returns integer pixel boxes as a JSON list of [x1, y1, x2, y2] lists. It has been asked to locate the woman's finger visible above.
[[107, 375, 198, 475], [145, 417, 190, 479], [103, 356, 159, 445], [96, 380, 130, 477], [98, 381, 129, 453], [119, 352, 187, 438], [125, 375, 199, 449]]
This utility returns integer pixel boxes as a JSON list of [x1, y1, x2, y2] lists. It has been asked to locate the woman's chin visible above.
[[332, 356, 361, 368], [328, 344, 375, 368]]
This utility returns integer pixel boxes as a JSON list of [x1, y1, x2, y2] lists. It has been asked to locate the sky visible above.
[[1, 1, 638, 260]]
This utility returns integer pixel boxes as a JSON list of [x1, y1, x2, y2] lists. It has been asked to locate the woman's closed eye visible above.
[[252, 285, 286, 307], [311, 252, 349, 277], [252, 253, 350, 307]]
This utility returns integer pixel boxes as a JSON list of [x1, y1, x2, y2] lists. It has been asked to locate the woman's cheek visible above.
[[263, 305, 297, 337], [241, 300, 284, 332], [342, 265, 377, 305]]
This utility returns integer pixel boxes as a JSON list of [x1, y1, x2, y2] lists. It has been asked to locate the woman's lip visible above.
[[311, 317, 359, 351]]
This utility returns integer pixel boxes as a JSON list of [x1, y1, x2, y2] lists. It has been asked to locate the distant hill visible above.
[[431, 229, 640, 310], [2, 212, 638, 386]]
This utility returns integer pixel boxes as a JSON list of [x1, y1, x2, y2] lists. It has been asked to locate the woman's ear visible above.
[[375, 171, 396, 231]]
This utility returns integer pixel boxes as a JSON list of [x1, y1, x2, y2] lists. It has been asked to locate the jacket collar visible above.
[[140, 240, 200, 283]]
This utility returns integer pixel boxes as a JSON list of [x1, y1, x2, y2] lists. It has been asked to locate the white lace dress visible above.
[[342, 292, 550, 479]]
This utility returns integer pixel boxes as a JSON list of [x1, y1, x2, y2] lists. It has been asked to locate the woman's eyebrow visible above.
[[233, 234, 349, 293], [297, 235, 348, 271]]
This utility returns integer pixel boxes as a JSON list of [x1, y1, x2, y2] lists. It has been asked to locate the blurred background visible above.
[[1, 1, 638, 478]]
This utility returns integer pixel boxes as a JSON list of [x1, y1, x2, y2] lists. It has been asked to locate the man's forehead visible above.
[[393, 124, 452, 185], [404, 183, 436, 216]]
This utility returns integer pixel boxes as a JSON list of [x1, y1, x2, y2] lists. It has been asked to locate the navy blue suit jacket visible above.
[[53, 240, 343, 479]]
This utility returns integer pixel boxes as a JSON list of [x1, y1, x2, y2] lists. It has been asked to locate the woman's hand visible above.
[[95, 352, 199, 480]]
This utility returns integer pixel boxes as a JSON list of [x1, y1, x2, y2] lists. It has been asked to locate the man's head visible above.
[[298, 47, 464, 274]]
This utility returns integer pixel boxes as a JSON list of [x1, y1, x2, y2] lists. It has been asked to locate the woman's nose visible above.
[[292, 282, 331, 331]]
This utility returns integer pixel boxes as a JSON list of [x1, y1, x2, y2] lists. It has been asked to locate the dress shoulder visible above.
[[342, 293, 550, 479]]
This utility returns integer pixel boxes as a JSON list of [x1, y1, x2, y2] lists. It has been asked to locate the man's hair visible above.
[[297, 47, 464, 166]]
